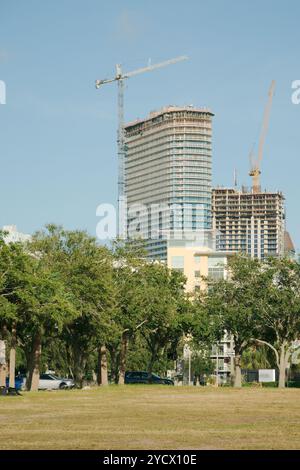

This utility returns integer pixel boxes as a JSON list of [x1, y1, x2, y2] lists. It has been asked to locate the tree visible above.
[[201, 255, 300, 388], [241, 344, 273, 370], [253, 257, 300, 388], [0, 234, 22, 388], [113, 263, 146, 383], [14, 255, 77, 391], [29, 225, 115, 387], [191, 350, 215, 385], [202, 255, 262, 387], [107, 240, 149, 384], [190, 293, 222, 386], [139, 264, 189, 375]]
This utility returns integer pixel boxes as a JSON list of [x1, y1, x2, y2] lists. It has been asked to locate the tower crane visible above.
[[249, 80, 276, 193], [95, 55, 188, 236]]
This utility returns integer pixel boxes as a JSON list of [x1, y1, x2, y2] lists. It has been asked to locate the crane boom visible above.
[[249, 80, 276, 193], [124, 56, 188, 78], [257, 80, 275, 167], [95, 55, 188, 237]]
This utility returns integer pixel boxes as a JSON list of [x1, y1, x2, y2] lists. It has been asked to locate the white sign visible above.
[[258, 369, 276, 383]]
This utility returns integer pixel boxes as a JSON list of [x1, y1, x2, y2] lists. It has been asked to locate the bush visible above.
[[262, 382, 278, 388], [242, 382, 262, 388]]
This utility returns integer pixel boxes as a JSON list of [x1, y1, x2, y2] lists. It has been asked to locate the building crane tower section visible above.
[[249, 80, 276, 193], [95, 56, 188, 237]]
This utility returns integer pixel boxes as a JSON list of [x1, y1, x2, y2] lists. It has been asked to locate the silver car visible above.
[[38, 373, 74, 390]]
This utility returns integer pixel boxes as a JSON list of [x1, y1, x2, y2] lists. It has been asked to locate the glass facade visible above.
[[125, 106, 214, 260]]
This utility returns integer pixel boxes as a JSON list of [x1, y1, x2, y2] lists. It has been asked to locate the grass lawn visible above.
[[1, 385, 300, 450]]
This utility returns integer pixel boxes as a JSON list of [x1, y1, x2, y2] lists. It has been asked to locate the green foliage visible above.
[[3, 225, 299, 390], [1, 227, 193, 386], [138, 263, 190, 372], [241, 345, 274, 369], [255, 257, 300, 348], [191, 350, 215, 377], [28, 226, 116, 385], [202, 255, 262, 355]]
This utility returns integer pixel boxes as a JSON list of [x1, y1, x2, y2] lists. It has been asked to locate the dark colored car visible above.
[[5, 374, 26, 391], [125, 371, 174, 385]]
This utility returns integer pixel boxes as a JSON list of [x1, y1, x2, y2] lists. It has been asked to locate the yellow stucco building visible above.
[[167, 240, 230, 293], [166, 240, 235, 384]]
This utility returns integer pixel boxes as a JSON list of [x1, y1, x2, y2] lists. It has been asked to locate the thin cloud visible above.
[[0, 49, 9, 61], [114, 9, 140, 42]]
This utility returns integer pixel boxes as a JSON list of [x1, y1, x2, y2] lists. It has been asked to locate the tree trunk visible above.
[[0, 339, 7, 387], [147, 339, 160, 376], [254, 338, 287, 388], [233, 354, 242, 388], [278, 343, 287, 388], [27, 333, 42, 391], [97, 345, 108, 386], [0, 362, 7, 387], [73, 348, 86, 388], [97, 347, 101, 385], [107, 346, 118, 384], [118, 332, 129, 385], [9, 323, 17, 388], [148, 348, 158, 375], [148, 357, 155, 375]]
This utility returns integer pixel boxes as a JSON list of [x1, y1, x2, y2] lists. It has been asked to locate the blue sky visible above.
[[0, 0, 299, 250]]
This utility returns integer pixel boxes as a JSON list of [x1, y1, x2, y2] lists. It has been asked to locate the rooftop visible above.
[[125, 105, 214, 129]]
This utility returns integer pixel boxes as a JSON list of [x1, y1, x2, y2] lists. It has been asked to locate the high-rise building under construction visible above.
[[211, 80, 295, 260], [212, 187, 286, 259], [124, 106, 214, 259]]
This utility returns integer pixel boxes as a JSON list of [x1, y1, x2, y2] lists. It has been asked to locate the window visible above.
[[208, 257, 225, 280], [194, 255, 201, 264], [171, 256, 184, 272], [194, 270, 201, 278], [208, 268, 224, 280]]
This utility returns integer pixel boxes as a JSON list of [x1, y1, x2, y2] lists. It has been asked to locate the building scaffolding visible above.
[[212, 187, 285, 259]]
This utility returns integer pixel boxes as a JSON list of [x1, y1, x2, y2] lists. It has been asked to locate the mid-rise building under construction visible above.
[[212, 187, 286, 258]]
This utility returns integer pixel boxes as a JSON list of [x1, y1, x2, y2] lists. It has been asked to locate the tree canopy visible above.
[[1, 226, 299, 390]]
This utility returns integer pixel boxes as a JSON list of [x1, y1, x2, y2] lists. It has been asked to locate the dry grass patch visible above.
[[1, 386, 300, 449]]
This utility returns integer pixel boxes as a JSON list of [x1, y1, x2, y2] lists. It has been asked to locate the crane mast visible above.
[[249, 80, 276, 193], [95, 56, 188, 237], [117, 77, 125, 213]]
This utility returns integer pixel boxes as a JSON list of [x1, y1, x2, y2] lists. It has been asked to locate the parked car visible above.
[[125, 371, 174, 385], [5, 374, 26, 391], [5, 373, 74, 391], [38, 373, 75, 390]]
